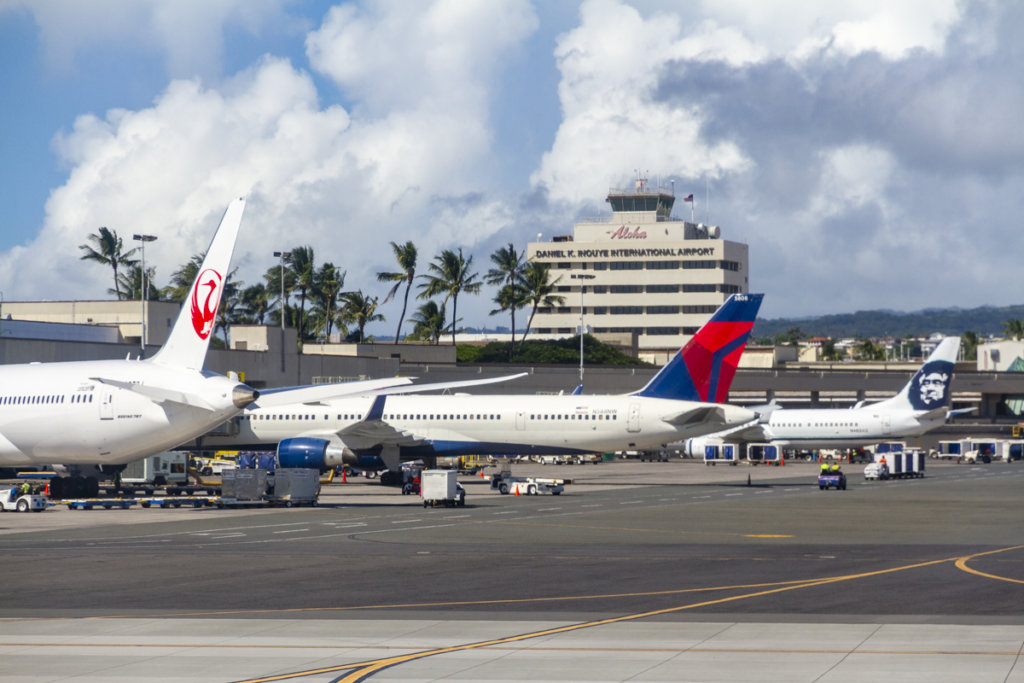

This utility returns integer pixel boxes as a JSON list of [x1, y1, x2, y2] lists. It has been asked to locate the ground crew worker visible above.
[[820, 461, 830, 475], [20, 481, 30, 496]]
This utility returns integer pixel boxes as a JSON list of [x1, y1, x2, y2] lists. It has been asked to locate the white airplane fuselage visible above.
[[760, 407, 947, 449], [0, 360, 249, 467], [200, 392, 756, 459]]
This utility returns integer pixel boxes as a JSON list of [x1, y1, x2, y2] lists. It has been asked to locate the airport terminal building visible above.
[[527, 178, 749, 363]]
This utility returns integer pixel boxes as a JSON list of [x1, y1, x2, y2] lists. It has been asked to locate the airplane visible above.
[[680, 336, 965, 456], [192, 293, 765, 474], [0, 197, 520, 499]]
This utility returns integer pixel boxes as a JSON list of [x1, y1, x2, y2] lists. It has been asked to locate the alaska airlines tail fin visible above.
[[632, 293, 763, 401], [875, 337, 960, 412], [150, 197, 246, 371]]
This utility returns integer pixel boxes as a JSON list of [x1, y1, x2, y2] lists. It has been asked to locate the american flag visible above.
[[683, 193, 694, 202]]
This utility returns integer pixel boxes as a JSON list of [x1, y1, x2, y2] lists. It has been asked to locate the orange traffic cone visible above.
[[514, 486, 519, 496], [342, 468, 347, 483]]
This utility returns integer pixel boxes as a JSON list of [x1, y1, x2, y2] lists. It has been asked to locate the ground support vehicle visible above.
[[865, 449, 925, 479], [963, 439, 1000, 463], [420, 469, 466, 507], [65, 498, 136, 510], [0, 487, 48, 512], [488, 470, 566, 495], [139, 496, 216, 508], [120, 452, 189, 487], [817, 472, 847, 490]]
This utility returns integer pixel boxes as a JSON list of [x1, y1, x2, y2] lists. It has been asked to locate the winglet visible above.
[[150, 197, 246, 371], [632, 293, 763, 402]]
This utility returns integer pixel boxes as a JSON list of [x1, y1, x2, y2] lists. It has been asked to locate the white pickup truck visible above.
[[0, 487, 48, 512]]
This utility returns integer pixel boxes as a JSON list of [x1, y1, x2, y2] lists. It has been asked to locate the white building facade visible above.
[[527, 179, 749, 364]]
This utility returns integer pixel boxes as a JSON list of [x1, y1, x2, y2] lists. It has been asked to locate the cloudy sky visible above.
[[1, 0, 1022, 335]]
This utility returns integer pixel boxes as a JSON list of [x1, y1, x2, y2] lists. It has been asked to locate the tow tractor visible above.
[[0, 487, 48, 512], [487, 466, 567, 495], [817, 469, 847, 491]]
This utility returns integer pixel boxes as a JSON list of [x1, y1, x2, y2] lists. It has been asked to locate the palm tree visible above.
[[1003, 319, 1024, 341], [79, 227, 138, 300], [339, 290, 384, 343], [418, 248, 481, 345], [310, 263, 345, 341], [408, 300, 448, 344], [962, 330, 980, 361], [163, 253, 204, 303], [376, 241, 418, 343], [519, 261, 564, 343], [490, 283, 526, 360], [239, 283, 271, 324], [287, 246, 317, 343], [263, 263, 295, 328], [113, 263, 159, 301], [486, 243, 526, 357]]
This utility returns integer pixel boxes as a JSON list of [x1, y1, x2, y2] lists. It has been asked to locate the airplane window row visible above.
[[530, 413, 616, 420], [248, 413, 504, 422], [777, 422, 855, 428], [0, 393, 93, 405]]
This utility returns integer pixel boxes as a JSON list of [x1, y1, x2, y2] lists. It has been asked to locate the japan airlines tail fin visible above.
[[632, 293, 763, 402], [150, 197, 247, 371], [874, 337, 960, 413]]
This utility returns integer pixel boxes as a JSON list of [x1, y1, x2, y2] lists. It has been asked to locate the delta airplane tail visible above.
[[874, 337, 960, 414], [150, 197, 247, 371], [632, 293, 763, 402]]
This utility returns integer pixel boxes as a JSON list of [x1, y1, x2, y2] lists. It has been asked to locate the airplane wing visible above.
[[255, 377, 413, 408], [253, 372, 528, 409], [335, 395, 429, 448], [90, 377, 217, 410], [660, 405, 767, 440]]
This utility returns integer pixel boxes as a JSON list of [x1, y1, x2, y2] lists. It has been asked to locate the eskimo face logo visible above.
[[909, 360, 954, 410], [190, 268, 223, 340]]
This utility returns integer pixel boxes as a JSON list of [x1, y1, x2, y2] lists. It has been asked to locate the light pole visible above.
[[273, 250, 291, 373], [133, 234, 157, 356], [571, 271, 596, 389]]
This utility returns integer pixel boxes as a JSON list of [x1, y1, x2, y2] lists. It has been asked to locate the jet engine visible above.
[[275, 438, 384, 472]]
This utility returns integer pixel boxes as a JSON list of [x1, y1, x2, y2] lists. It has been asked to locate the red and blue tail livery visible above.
[[632, 293, 763, 403]]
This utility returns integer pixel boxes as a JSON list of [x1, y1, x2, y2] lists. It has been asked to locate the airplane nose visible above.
[[232, 384, 259, 409]]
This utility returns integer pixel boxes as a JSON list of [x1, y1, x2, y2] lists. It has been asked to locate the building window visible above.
[[610, 306, 643, 315], [646, 261, 680, 269], [647, 306, 680, 314], [647, 284, 680, 293], [609, 261, 643, 270], [593, 262, 608, 270], [609, 285, 643, 293], [647, 327, 681, 335], [592, 307, 607, 315], [682, 284, 717, 293]]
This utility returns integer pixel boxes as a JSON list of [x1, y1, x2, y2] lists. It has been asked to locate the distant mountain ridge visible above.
[[751, 303, 1024, 340]]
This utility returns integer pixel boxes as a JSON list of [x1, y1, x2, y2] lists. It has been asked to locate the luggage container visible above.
[[269, 468, 319, 506], [747, 443, 780, 465], [219, 469, 269, 506], [703, 440, 738, 466]]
